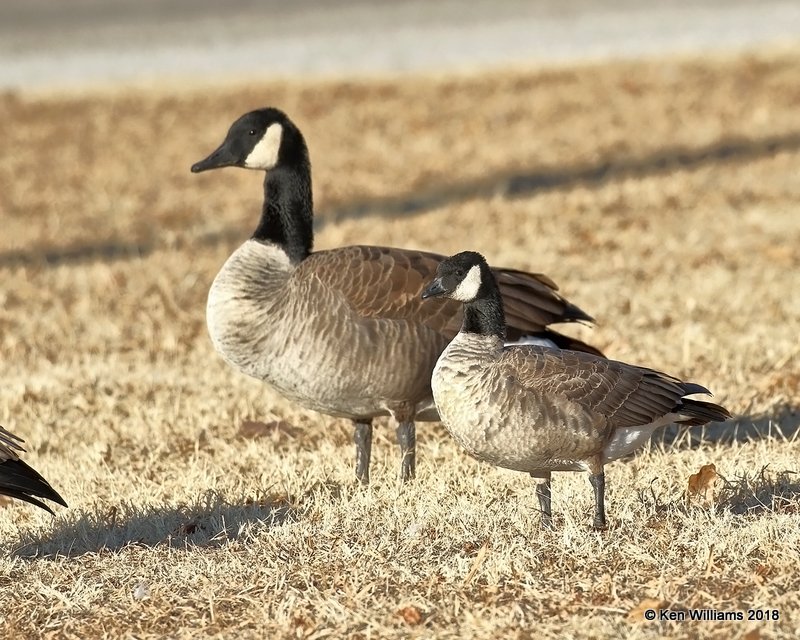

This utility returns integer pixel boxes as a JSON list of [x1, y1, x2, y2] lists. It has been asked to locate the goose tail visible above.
[[675, 398, 733, 426]]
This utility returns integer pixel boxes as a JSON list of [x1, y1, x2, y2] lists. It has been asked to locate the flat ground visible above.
[[0, 51, 799, 639]]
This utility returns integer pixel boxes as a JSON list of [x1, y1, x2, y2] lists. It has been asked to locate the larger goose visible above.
[[422, 251, 731, 528], [0, 425, 66, 514], [191, 107, 602, 484]]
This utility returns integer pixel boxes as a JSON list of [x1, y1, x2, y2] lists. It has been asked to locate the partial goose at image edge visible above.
[[0, 425, 67, 516]]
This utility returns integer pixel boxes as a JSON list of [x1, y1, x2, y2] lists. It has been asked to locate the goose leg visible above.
[[533, 472, 553, 529], [396, 421, 416, 482], [589, 471, 607, 530], [353, 420, 373, 485]]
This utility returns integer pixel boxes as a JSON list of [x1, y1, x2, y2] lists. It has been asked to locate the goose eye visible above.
[[248, 129, 256, 136]]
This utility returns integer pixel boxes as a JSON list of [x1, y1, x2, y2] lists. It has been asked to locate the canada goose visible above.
[[191, 107, 602, 484], [422, 251, 731, 528], [0, 425, 66, 515]]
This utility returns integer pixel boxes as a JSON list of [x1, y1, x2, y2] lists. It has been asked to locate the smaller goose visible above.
[[421, 251, 731, 529], [0, 425, 66, 515]]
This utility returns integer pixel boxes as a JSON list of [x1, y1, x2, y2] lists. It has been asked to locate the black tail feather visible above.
[[562, 300, 595, 325], [681, 381, 713, 397], [0, 458, 67, 514], [676, 398, 733, 426]]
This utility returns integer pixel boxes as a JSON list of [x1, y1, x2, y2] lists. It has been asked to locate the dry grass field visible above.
[[1, 50, 799, 638]]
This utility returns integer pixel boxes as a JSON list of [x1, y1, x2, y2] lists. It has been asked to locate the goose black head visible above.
[[191, 107, 308, 174], [421, 251, 494, 303]]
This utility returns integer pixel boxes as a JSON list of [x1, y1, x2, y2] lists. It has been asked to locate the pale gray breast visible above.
[[207, 240, 449, 418], [432, 333, 506, 460], [207, 241, 294, 377]]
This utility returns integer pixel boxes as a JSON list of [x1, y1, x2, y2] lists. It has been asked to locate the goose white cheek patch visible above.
[[452, 265, 482, 302], [244, 123, 283, 169]]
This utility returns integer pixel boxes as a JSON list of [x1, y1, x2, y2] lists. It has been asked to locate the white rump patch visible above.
[[602, 414, 676, 462], [451, 264, 482, 302], [244, 123, 283, 170]]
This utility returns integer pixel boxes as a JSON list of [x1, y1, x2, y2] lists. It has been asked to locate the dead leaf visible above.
[[627, 598, 664, 623], [687, 463, 719, 506], [0, 495, 13, 509], [397, 605, 423, 626], [742, 629, 761, 640], [238, 420, 294, 440]]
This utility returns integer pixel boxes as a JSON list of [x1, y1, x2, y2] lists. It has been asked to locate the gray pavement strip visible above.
[[0, 0, 798, 89]]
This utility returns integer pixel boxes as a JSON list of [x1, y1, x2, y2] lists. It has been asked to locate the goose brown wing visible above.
[[294, 245, 462, 336], [295, 246, 593, 340], [500, 348, 708, 429]]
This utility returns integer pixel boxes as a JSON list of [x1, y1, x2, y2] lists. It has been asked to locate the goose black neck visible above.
[[462, 290, 506, 341], [252, 163, 313, 263]]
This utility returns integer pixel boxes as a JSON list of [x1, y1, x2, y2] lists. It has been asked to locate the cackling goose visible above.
[[422, 251, 731, 528]]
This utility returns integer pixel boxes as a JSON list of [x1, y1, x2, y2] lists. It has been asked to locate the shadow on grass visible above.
[[651, 403, 800, 450], [2, 129, 800, 267], [720, 465, 800, 515], [639, 404, 800, 518], [11, 491, 298, 559], [639, 465, 800, 518], [323, 130, 800, 225]]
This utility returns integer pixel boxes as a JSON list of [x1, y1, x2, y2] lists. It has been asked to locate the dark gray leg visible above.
[[589, 471, 607, 529], [533, 473, 553, 529], [396, 421, 416, 482], [353, 420, 373, 485]]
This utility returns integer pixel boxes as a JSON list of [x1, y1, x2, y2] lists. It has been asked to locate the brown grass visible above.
[[1, 50, 799, 639]]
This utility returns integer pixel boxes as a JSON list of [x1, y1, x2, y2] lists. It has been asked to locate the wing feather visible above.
[[498, 347, 720, 429], [293, 245, 594, 342]]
